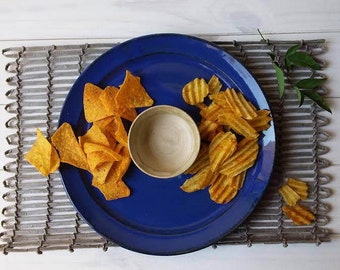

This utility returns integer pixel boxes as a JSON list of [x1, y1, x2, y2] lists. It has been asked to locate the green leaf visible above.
[[293, 86, 304, 106], [295, 78, 327, 89], [286, 52, 321, 70], [301, 90, 332, 113], [272, 62, 285, 98], [285, 44, 301, 72]]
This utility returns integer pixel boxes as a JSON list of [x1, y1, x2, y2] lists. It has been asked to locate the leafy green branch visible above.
[[258, 29, 331, 113]]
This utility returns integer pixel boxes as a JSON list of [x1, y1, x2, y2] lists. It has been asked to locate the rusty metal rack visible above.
[[0, 39, 331, 254]]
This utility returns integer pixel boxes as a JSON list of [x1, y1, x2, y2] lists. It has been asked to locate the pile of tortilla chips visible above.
[[25, 70, 154, 200]]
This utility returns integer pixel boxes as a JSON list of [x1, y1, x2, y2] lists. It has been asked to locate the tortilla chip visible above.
[[78, 124, 111, 150], [51, 123, 89, 171], [92, 161, 114, 185], [112, 116, 128, 147], [115, 70, 154, 108], [92, 177, 131, 200], [25, 129, 60, 176], [83, 83, 111, 122]]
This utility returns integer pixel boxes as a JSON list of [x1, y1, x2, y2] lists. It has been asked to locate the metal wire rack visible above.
[[0, 39, 331, 254]]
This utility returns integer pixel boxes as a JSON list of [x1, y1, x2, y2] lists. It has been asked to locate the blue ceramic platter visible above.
[[58, 34, 276, 255]]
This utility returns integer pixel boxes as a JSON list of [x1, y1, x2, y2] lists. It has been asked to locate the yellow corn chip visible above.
[[51, 123, 89, 171], [25, 129, 60, 176], [92, 161, 114, 185], [78, 124, 111, 150], [99, 86, 137, 122], [83, 83, 111, 123], [115, 70, 154, 108]]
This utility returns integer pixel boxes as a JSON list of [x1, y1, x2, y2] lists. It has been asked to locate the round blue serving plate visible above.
[[58, 33, 276, 255]]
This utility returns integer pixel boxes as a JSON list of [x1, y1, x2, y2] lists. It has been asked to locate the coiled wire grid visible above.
[[0, 39, 331, 254]]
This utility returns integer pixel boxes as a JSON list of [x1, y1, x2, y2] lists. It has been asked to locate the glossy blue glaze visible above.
[[58, 33, 276, 255]]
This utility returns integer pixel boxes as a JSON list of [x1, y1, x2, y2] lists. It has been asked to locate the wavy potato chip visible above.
[[279, 184, 300, 206], [217, 112, 258, 139], [198, 119, 222, 141], [25, 129, 60, 176], [287, 178, 309, 200], [51, 123, 89, 171], [184, 143, 210, 174], [208, 75, 222, 94], [282, 204, 315, 225], [182, 78, 209, 105], [181, 166, 219, 193], [209, 174, 239, 204], [209, 131, 237, 172], [219, 138, 259, 177], [246, 110, 272, 132]]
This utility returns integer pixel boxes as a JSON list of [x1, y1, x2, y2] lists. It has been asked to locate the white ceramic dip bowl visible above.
[[128, 105, 200, 178]]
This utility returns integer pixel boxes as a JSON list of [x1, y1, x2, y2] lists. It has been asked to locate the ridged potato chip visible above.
[[198, 119, 222, 142], [246, 110, 272, 132], [210, 89, 258, 120], [208, 75, 222, 94], [287, 178, 309, 200], [182, 78, 209, 105], [217, 112, 258, 139], [181, 166, 219, 193], [279, 184, 300, 206], [282, 204, 315, 225], [209, 131, 237, 172], [200, 102, 226, 122], [219, 138, 259, 177], [209, 174, 238, 204], [184, 143, 210, 174]]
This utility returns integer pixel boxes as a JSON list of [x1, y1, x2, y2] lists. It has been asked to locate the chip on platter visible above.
[[83, 83, 111, 123], [182, 78, 209, 105], [209, 131, 237, 172], [92, 177, 131, 200], [51, 122, 89, 171], [115, 70, 154, 108], [25, 129, 60, 176], [209, 174, 239, 204]]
